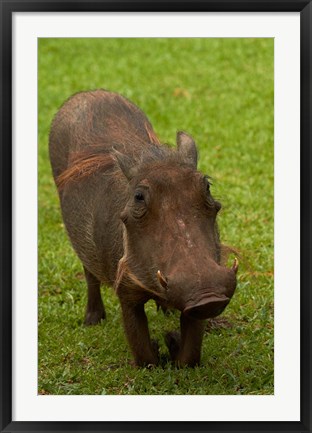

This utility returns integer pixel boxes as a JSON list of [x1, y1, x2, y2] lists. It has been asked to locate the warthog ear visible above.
[[176, 131, 198, 169], [112, 148, 137, 180]]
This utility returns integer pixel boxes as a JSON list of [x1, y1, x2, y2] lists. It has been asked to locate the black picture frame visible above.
[[1, 1, 311, 432]]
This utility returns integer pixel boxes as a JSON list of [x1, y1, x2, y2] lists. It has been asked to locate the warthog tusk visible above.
[[232, 257, 239, 274], [157, 270, 168, 289]]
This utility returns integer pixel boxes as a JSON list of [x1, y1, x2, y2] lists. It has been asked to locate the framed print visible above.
[[1, 1, 311, 432]]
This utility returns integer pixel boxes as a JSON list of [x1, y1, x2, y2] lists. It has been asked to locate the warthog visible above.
[[49, 89, 238, 367]]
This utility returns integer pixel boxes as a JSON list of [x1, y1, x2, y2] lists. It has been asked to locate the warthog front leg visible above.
[[119, 298, 159, 367], [166, 313, 205, 367], [84, 266, 106, 325]]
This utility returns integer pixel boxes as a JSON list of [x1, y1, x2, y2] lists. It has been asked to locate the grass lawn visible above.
[[38, 38, 274, 395]]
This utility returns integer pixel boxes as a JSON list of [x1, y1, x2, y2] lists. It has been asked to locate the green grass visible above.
[[38, 38, 274, 395]]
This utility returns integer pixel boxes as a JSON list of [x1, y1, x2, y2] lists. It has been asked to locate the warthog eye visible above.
[[134, 191, 145, 202]]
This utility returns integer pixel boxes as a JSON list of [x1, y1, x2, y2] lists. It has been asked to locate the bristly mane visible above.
[[55, 100, 198, 190], [56, 140, 181, 191], [56, 148, 115, 190]]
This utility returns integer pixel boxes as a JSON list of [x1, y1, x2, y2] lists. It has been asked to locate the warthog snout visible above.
[[157, 258, 239, 320]]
